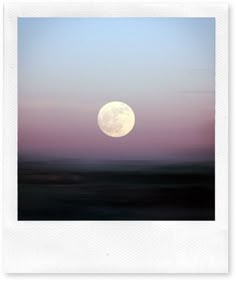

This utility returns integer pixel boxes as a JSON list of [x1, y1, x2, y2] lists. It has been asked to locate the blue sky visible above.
[[18, 18, 215, 161]]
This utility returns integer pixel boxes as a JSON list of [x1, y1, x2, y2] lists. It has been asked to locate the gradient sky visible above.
[[18, 18, 215, 162]]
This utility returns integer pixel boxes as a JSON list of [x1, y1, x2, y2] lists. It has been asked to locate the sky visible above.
[[18, 18, 215, 162]]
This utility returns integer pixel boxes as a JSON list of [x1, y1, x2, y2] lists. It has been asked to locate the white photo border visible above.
[[3, 2, 228, 273]]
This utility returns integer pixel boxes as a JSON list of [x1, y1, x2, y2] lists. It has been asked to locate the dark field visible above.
[[18, 160, 215, 220]]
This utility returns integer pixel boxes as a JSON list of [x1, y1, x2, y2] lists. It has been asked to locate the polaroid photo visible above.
[[3, 1, 228, 273]]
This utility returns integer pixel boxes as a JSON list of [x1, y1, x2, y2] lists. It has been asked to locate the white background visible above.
[[0, 0, 233, 279]]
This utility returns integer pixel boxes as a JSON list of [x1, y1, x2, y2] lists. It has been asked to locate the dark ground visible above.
[[18, 159, 215, 220]]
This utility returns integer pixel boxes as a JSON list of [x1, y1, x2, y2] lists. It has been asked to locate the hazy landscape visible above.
[[18, 18, 215, 221], [18, 159, 214, 220]]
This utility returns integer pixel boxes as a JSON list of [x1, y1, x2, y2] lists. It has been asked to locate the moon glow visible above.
[[97, 101, 135, 137]]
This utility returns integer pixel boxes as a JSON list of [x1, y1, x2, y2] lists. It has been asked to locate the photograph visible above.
[[18, 18, 215, 220]]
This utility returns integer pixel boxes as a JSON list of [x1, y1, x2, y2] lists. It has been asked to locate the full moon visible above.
[[97, 101, 135, 137]]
